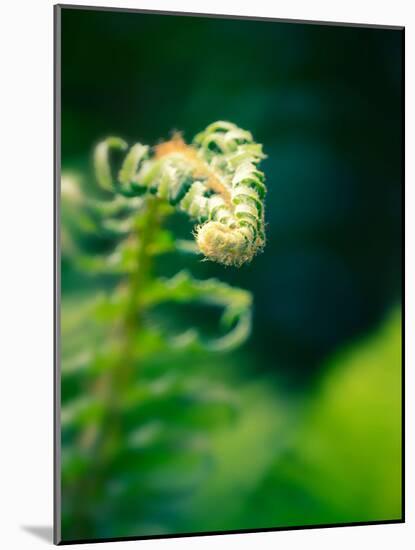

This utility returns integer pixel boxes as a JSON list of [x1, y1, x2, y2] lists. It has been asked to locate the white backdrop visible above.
[[0, 0, 412, 548]]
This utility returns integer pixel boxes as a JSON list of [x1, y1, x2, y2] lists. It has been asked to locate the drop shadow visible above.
[[22, 525, 54, 544]]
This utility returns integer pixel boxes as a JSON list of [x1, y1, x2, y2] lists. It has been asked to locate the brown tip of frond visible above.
[[154, 135, 232, 204], [154, 133, 191, 159]]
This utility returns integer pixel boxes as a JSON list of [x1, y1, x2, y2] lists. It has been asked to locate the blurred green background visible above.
[[59, 7, 403, 542]]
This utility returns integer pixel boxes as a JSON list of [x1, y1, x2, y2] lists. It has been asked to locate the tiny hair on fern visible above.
[[94, 121, 267, 267]]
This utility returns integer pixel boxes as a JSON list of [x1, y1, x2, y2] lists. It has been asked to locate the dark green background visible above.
[[61, 8, 402, 385]]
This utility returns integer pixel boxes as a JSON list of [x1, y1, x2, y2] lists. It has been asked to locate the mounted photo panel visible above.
[[54, 4, 404, 545]]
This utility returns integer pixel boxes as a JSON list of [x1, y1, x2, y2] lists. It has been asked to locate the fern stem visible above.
[[70, 197, 164, 536]]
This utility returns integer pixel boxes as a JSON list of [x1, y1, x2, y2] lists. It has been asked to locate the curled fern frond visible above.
[[61, 123, 264, 539], [94, 121, 267, 267]]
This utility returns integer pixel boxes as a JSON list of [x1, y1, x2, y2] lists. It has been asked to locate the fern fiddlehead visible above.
[[95, 121, 267, 267], [60, 122, 267, 539]]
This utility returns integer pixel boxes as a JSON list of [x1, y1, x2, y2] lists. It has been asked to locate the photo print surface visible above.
[[55, 5, 404, 544]]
